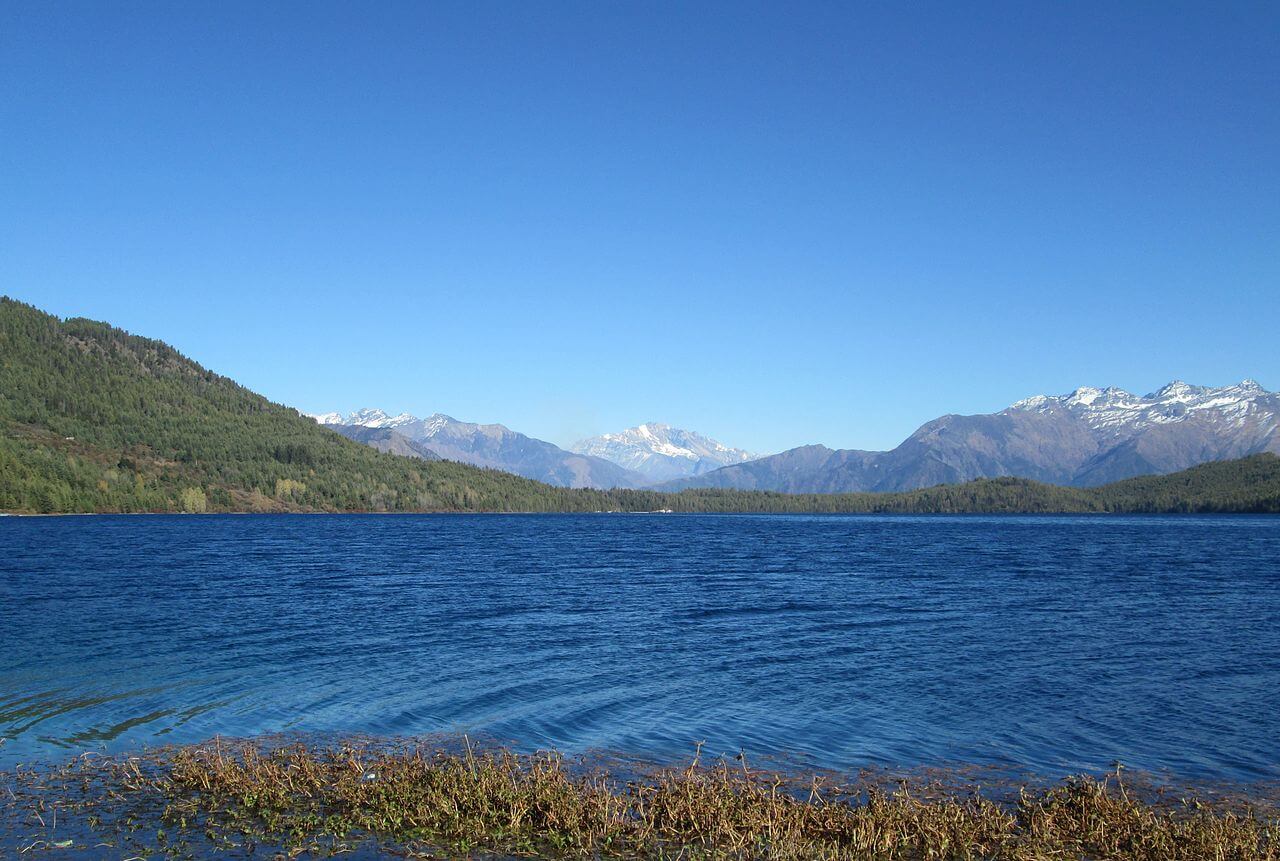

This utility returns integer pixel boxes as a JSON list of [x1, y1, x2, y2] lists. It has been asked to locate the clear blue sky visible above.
[[2, 2, 1276, 454]]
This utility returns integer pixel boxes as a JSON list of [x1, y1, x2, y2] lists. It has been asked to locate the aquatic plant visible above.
[[3, 739, 1277, 858]]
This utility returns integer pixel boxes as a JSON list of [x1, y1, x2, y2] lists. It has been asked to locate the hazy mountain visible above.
[[663, 380, 1280, 492], [569, 422, 757, 482], [310, 409, 646, 489], [327, 424, 442, 461]]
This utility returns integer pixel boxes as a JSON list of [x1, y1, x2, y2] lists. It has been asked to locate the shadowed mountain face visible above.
[[327, 425, 441, 461], [657, 445, 872, 492], [309, 410, 646, 489], [663, 381, 1280, 492]]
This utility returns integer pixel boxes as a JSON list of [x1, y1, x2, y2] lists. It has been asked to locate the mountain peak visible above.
[[1007, 379, 1274, 436], [1152, 380, 1200, 401], [1063, 385, 1136, 407], [571, 423, 757, 482]]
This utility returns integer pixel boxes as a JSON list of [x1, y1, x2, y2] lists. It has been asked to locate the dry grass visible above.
[[3, 739, 1277, 858]]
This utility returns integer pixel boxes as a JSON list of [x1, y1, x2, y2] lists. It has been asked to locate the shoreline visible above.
[[4, 738, 1277, 859], [5, 508, 1278, 517]]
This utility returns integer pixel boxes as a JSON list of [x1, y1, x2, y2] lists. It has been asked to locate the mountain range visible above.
[[3, 296, 1278, 515], [308, 410, 647, 489], [661, 380, 1280, 492], [313, 380, 1278, 494]]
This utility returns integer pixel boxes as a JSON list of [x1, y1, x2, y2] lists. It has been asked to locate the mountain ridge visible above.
[[308, 409, 646, 489], [663, 380, 1280, 492]]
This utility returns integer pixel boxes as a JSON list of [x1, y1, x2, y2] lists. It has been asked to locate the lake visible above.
[[1, 514, 1277, 782]]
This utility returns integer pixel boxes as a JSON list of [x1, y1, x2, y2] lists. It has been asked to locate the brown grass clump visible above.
[[4, 739, 1277, 859], [146, 740, 1278, 859]]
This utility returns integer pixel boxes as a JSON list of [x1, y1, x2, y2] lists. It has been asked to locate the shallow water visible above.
[[1, 514, 1277, 780]]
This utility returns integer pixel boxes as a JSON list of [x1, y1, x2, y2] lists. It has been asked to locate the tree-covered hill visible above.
[[0, 297, 615, 513], [1082, 452, 1280, 513], [2, 297, 1278, 515]]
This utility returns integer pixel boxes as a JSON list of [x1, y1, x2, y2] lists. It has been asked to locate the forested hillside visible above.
[[2, 297, 1278, 515], [0, 298, 612, 513]]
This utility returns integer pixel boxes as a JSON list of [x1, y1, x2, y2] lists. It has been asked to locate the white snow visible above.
[[310, 408, 438, 430], [1006, 379, 1274, 435], [570, 423, 757, 479]]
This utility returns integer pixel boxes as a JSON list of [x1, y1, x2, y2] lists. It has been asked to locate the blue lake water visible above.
[[1, 514, 1278, 781]]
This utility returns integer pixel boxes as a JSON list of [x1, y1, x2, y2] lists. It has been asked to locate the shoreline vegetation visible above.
[[3, 739, 1277, 859], [3, 296, 1280, 516]]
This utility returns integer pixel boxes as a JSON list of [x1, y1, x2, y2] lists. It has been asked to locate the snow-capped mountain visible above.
[[1009, 379, 1271, 436], [305, 411, 345, 426], [308, 409, 646, 489], [997, 379, 1280, 486], [664, 380, 1280, 493], [310, 408, 421, 429], [570, 423, 757, 482]]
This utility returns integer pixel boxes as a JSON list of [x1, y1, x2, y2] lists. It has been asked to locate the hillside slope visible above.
[[0, 298, 608, 513]]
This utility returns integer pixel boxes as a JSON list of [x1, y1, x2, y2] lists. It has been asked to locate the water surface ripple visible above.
[[1, 514, 1277, 780]]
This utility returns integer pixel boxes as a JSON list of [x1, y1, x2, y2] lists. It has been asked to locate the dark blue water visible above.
[[1, 514, 1277, 781]]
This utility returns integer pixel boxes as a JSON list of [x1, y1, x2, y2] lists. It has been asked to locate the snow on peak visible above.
[[1009, 394, 1049, 410], [344, 408, 391, 426], [1065, 386, 1103, 406], [1064, 386, 1137, 408], [421, 414, 459, 435], [1150, 380, 1219, 404], [306, 408, 427, 429], [570, 423, 757, 482], [303, 409, 517, 444], [1007, 379, 1274, 434]]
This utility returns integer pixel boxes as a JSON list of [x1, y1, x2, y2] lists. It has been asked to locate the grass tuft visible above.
[[4, 739, 1277, 858]]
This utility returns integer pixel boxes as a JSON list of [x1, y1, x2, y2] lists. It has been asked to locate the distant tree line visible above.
[[2, 297, 1278, 515]]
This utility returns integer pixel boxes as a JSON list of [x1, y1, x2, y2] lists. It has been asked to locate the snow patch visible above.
[[1005, 379, 1275, 436], [570, 423, 757, 481]]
